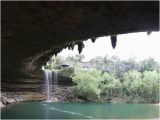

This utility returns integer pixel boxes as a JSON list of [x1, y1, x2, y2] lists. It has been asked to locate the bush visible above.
[[140, 70, 160, 102], [100, 73, 122, 99], [73, 69, 160, 103], [61, 67, 74, 78], [72, 69, 102, 101], [122, 70, 160, 103]]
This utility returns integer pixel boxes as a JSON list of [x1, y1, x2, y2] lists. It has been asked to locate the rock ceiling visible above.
[[1, 1, 159, 80]]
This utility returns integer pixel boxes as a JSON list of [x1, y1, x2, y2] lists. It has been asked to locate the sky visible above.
[[58, 32, 160, 62]]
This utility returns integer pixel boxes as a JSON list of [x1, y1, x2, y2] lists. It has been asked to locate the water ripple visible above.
[[48, 107, 93, 119]]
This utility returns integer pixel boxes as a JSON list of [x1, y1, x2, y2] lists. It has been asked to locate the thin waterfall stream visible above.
[[44, 69, 52, 101], [43, 67, 58, 102]]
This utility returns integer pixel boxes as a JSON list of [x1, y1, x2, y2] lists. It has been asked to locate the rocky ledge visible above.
[[0, 92, 45, 108], [0, 86, 80, 108]]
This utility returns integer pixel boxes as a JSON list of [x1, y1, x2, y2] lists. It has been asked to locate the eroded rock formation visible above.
[[1, 1, 159, 81]]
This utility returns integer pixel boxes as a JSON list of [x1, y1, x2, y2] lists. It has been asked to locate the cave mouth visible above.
[[1, 32, 160, 118], [41, 31, 160, 103]]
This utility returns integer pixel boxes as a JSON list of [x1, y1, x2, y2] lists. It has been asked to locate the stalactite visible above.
[[68, 46, 71, 50], [71, 43, 75, 50], [77, 42, 84, 54], [110, 35, 117, 49], [55, 52, 57, 57], [91, 38, 96, 43], [147, 31, 152, 36], [67, 43, 75, 50]]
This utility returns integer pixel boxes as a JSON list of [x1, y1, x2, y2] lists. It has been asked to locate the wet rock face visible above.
[[1, 1, 159, 81]]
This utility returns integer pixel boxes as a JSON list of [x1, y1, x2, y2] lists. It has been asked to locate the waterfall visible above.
[[43, 66, 59, 102], [44, 69, 52, 102]]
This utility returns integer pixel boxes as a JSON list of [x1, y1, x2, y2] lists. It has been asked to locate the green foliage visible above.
[[44, 56, 64, 70], [122, 70, 160, 103], [100, 74, 122, 99], [61, 67, 74, 78], [139, 58, 159, 72], [140, 70, 160, 102], [123, 70, 141, 81], [44, 55, 74, 78], [73, 69, 102, 101], [73, 69, 160, 103], [44, 55, 160, 103]]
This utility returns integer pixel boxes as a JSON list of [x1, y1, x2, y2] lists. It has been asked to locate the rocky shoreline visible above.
[[0, 86, 81, 108], [1, 85, 159, 108], [0, 92, 45, 108]]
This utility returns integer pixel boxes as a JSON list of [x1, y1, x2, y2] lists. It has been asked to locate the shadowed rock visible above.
[[1, 1, 159, 81]]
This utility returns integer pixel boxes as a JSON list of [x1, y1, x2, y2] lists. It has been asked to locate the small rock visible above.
[[0, 101, 5, 108], [51, 98, 59, 102]]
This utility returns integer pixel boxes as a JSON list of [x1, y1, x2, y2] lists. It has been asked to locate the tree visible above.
[[72, 69, 102, 101], [140, 70, 160, 102], [139, 58, 159, 73], [122, 70, 142, 97]]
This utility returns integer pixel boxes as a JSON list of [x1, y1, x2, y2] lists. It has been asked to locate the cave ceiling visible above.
[[1, 1, 159, 79]]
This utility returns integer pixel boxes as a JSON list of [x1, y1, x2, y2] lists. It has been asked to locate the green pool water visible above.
[[1, 102, 159, 119]]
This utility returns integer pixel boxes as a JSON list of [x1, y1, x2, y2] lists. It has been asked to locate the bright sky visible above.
[[58, 32, 160, 62]]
